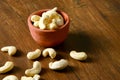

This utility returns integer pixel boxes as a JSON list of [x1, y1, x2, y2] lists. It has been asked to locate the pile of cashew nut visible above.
[[31, 7, 64, 30]]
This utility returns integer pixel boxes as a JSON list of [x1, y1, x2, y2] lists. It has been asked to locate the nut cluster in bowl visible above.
[[28, 7, 70, 47], [31, 7, 64, 30]]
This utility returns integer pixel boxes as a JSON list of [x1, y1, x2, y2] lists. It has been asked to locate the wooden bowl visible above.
[[27, 9, 70, 47]]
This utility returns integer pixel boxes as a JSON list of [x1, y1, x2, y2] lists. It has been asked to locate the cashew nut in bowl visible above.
[[1, 46, 17, 56], [70, 51, 87, 61], [21, 74, 40, 80], [33, 21, 39, 27], [49, 59, 68, 70], [31, 15, 40, 22], [2, 75, 18, 80], [0, 61, 14, 73], [25, 61, 41, 76], [42, 48, 57, 59], [27, 49, 41, 60]]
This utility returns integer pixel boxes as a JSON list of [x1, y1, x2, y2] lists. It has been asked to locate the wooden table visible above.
[[0, 0, 120, 80]]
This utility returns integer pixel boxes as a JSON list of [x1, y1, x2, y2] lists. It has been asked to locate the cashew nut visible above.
[[49, 19, 58, 30], [33, 21, 39, 27], [70, 51, 87, 60], [2, 75, 18, 80], [27, 49, 41, 60], [0, 61, 14, 73], [42, 48, 56, 59], [49, 59, 68, 70], [1, 46, 17, 56], [25, 61, 41, 76], [31, 15, 40, 22], [21, 74, 40, 80]]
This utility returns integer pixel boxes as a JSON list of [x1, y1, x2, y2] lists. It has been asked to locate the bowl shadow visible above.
[[56, 32, 93, 53]]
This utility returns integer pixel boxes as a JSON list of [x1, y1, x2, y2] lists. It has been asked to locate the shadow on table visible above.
[[56, 32, 93, 53]]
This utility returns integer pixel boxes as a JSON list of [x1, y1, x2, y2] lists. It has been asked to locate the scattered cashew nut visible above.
[[49, 59, 68, 70], [27, 49, 41, 60], [25, 61, 41, 76], [2, 75, 18, 80], [21, 74, 40, 80], [42, 48, 57, 59], [70, 51, 87, 61], [1, 46, 17, 56], [0, 61, 14, 73]]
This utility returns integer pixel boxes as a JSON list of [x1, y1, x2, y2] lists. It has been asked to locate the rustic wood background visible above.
[[0, 0, 120, 80]]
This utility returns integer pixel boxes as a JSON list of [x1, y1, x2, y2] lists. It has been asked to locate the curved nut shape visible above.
[[70, 51, 87, 61], [33, 21, 39, 27], [31, 15, 40, 22], [25, 61, 41, 76], [0, 61, 14, 73], [1, 46, 17, 56], [42, 48, 56, 59], [2, 75, 18, 80], [21, 74, 40, 80], [49, 59, 68, 70], [27, 49, 41, 60], [49, 19, 58, 30]]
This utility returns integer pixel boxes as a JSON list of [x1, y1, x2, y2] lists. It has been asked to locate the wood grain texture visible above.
[[0, 0, 120, 80]]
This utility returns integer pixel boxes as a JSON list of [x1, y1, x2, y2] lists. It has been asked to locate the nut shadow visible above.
[[12, 49, 22, 57], [3, 66, 21, 75]]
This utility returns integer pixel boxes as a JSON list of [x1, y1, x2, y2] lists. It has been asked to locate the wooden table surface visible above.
[[0, 0, 120, 80]]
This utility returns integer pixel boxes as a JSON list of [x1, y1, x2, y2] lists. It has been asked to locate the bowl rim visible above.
[[28, 9, 70, 32]]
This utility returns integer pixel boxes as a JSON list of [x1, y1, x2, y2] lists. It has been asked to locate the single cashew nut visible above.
[[1, 46, 17, 56], [21, 74, 40, 80], [70, 51, 87, 60], [2, 75, 18, 80], [31, 15, 40, 22], [0, 61, 14, 73], [25, 61, 41, 76], [49, 59, 68, 70], [27, 49, 41, 60], [42, 48, 57, 59], [33, 21, 39, 27]]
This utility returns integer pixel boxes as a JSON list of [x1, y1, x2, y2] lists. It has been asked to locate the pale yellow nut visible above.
[[0, 61, 14, 73], [46, 7, 57, 15], [38, 14, 48, 30], [31, 15, 40, 22], [49, 59, 68, 70], [70, 51, 87, 61], [21, 74, 40, 80], [21, 76, 33, 80], [1, 46, 17, 56], [2, 75, 18, 80], [48, 19, 58, 30], [25, 61, 41, 77], [42, 48, 56, 59], [45, 7, 64, 26], [33, 21, 39, 27], [27, 49, 41, 60], [55, 16, 64, 26]]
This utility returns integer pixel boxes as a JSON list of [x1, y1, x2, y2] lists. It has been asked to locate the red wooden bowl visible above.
[[28, 9, 70, 47]]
